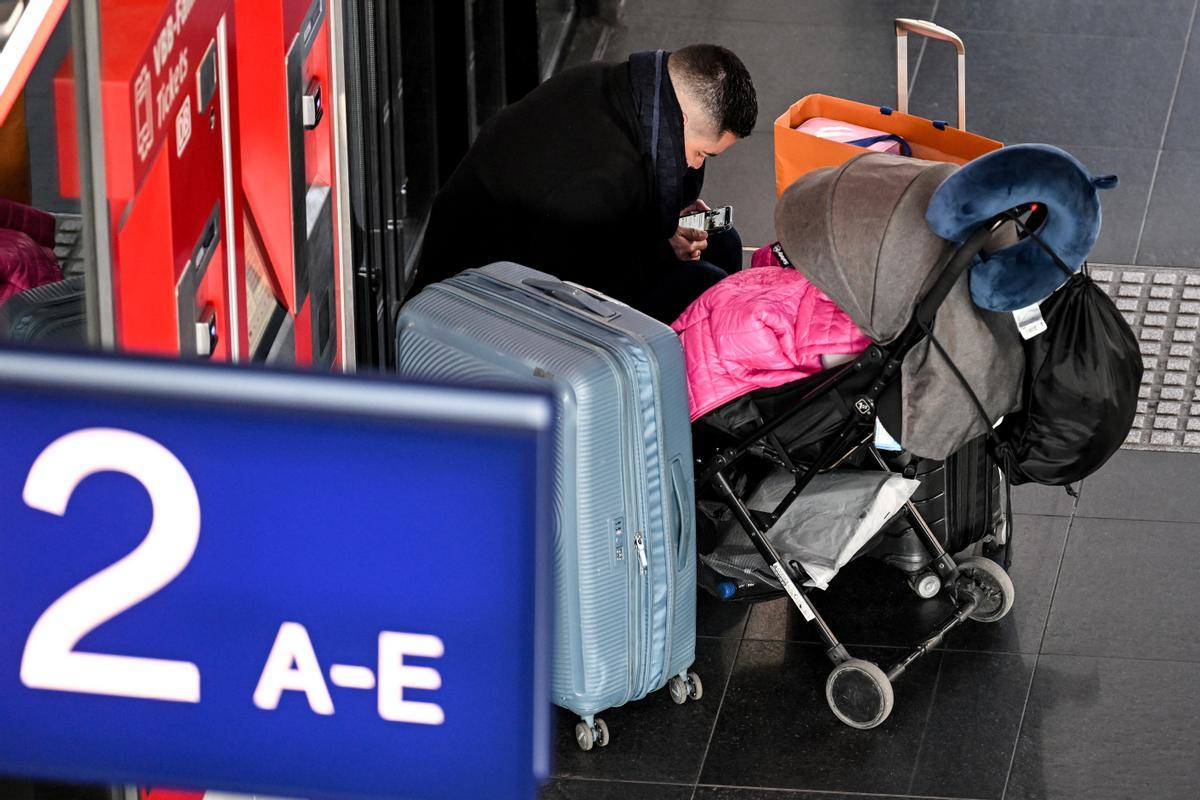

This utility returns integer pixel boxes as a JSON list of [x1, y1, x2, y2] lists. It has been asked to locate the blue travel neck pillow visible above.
[[925, 144, 1118, 311]]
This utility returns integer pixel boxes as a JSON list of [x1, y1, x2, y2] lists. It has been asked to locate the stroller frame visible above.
[[694, 218, 1015, 729]]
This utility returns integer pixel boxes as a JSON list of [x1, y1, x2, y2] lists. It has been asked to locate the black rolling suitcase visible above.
[[0, 277, 86, 346], [871, 436, 1004, 574]]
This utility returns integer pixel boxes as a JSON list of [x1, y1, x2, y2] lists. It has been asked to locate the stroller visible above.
[[689, 152, 1033, 729]]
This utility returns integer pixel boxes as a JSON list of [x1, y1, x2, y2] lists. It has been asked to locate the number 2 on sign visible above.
[[16, 428, 446, 725], [20, 428, 202, 703]]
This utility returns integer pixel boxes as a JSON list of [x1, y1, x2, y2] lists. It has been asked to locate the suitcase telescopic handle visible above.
[[522, 278, 619, 319], [895, 18, 967, 130]]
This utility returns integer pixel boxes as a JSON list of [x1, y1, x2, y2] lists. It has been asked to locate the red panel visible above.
[[56, 1, 246, 359], [53, 57, 78, 198], [58, 2, 230, 201], [53, 49, 142, 200], [100, 78, 136, 199], [139, 790, 206, 800], [233, 0, 342, 368], [231, 0, 293, 310], [294, 293, 314, 364], [164, 18, 231, 356], [114, 146, 176, 354], [55, 0, 349, 365], [282, 0, 311, 40], [197, 238, 230, 361], [104, 1, 231, 200]]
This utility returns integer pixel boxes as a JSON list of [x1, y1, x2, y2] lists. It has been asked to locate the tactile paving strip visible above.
[[1091, 265, 1200, 452]]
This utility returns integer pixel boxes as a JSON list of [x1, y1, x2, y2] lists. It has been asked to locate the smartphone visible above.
[[679, 205, 733, 233]]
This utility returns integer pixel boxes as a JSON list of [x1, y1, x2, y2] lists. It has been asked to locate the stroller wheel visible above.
[[908, 571, 942, 599], [956, 556, 1015, 623], [825, 659, 894, 729]]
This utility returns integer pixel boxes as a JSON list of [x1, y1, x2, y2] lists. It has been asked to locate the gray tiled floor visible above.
[[542, 455, 1200, 800], [1066, 147, 1158, 265], [910, 30, 1182, 149], [541, 3, 1200, 799], [1135, 149, 1200, 265], [1007, 655, 1200, 800], [1042, 516, 1200, 661], [1074, 448, 1200, 520]]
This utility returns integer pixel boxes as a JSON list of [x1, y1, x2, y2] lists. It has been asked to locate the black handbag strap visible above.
[[915, 318, 1020, 568]]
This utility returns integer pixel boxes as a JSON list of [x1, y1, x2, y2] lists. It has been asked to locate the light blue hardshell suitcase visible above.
[[395, 262, 699, 751]]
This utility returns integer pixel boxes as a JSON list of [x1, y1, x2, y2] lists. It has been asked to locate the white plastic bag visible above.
[[700, 468, 919, 590]]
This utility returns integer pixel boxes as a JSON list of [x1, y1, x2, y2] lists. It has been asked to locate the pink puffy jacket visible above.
[[671, 245, 871, 421], [0, 199, 61, 306]]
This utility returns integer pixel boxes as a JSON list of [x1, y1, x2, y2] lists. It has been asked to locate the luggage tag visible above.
[[1013, 301, 1047, 340], [873, 417, 902, 452]]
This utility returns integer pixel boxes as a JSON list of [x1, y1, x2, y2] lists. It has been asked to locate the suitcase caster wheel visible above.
[[825, 659, 893, 729], [595, 718, 610, 747], [669, 671, 703, 704], [668, 674, 689, 705], [574, 718, 609, 751], [956, 556, 1015, 623], [908, 571, 941, 599], [574, 721, 593, 751]]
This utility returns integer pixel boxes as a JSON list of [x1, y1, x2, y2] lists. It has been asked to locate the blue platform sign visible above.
[[0, 348, 555, 799]]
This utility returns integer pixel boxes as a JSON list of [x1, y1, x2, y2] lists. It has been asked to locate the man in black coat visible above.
[[413, 44, 758, 323]]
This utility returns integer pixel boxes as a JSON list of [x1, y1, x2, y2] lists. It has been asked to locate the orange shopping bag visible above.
[[774, 19, 1002, 196]]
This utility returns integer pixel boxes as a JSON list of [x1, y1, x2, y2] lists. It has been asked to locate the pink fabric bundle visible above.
[[0, 199, 62, 306], [0, 198, 57, 248], [750, 242, 784, 268], [795, 117, 909, 155], [672, 245, 871, 421]]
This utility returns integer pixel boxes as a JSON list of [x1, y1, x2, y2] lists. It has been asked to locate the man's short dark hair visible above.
[[670, 44, 758, 138]]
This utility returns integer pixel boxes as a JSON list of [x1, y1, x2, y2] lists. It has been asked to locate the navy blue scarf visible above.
[[629, 50, 700, 239]]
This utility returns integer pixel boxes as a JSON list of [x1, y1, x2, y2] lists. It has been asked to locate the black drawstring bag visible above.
[[993, 264, 1142, 485], [924, 216, 1142, 488], [918, 212, 1142, 567]]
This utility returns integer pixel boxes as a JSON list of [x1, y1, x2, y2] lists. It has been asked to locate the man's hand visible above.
[[670, 226, 708, 261], [680, 198, 711, 216]]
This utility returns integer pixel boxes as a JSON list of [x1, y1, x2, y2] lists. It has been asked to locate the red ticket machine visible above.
[[54, 0, 247, 360], [234, 0, 342, 369]]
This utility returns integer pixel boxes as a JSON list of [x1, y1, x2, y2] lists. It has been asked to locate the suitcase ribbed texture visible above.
[[396, 263, 695, 718]]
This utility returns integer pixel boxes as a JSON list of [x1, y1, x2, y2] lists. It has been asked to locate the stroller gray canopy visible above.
[[775, 151, 1024, 459]]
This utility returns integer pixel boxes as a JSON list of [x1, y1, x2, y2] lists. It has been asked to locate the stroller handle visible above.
[[915, 218, 1000, 328]]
